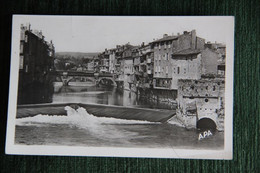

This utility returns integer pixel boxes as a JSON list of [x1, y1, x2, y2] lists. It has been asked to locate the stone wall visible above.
[[176, 78, 225, 131], [137, 87, 177, 110]]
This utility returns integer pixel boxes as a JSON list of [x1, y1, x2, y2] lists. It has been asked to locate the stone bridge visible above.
[[53, 70, 117, 86]]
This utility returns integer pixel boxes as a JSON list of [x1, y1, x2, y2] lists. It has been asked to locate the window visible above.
[[166, 53, 169, 60], [25, 65, 28, 73], [25, 35, 28, 42], [20, 31, 25, 40], [19, 56, 24, 69], [166, 66, 168, 74], [20, 44, 23, 54], [173, 67, 176, 74], [177, 67, 180, 74]]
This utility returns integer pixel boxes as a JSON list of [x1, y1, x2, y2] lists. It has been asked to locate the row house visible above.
[[109, 44, 135, 89], [121, 44, 135, 90], [136, 44, 154, 88], [114, 45, 125, 81], [132, 46, 141, 75], [99, 49, 110, 73], [170, 49, 202, 90], [96, 29, 225, 92], [19, 24, 55, 104], [87, 60, 94, 71], [93, 56, 100, 72], [108, 48, 116, 73], [151, 30, 205, 90]]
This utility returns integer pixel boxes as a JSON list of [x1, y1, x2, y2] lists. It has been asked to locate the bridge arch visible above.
[[196, 117, 217, 130], [61, 76, 96, 86], [97, 77, 117, 86]]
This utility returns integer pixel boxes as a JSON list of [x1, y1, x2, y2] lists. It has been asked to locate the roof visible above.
[[172, 48, 201, 56], [152, 35, 178, 43], [131, 45, 140, 50]]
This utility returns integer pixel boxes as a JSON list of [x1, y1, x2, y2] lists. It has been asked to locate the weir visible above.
[[17, 103, 176, 123]]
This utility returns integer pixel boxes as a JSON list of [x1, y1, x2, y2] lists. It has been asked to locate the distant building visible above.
[[18, 24, 55, 104], [121, 44, 135, 90], [108, 49, 116, 73], [132, 46, 141, 74], [87, 60, 94, 71], [99, 50, 109, 73], [114, 45, 125, 87], [93, 56, 100, 72], [137, 44, 154, 88]]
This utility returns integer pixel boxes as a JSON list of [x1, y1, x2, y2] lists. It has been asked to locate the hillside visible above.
[[54, 52, 100, 70], [55, 52, 100, 59]]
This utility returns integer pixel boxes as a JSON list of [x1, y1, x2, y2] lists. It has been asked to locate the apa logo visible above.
[[198, 130, 213, 140]]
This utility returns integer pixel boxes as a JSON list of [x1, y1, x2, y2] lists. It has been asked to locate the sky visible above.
[[14, 15, 234, 53]]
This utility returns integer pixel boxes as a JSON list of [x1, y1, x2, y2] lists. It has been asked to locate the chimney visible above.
[[191, 30, 196, 49], [183, 31, 188, 34], [163, 34, 168, 38], [177, 32, 180, 36], [39, 30, 43, 38]]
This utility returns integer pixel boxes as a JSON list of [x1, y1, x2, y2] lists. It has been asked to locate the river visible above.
[[15, 82, 224, 149]]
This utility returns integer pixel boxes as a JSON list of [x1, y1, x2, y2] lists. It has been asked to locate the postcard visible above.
[[6, 15, 234, 159]]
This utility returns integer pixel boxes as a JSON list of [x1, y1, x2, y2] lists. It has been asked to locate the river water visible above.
[[15, 82, 224, 149]]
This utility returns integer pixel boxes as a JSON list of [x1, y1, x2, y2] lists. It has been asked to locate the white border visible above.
[[6, 15, 234, 159]]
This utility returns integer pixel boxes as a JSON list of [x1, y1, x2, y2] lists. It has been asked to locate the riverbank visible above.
[[137, 87, 177, 110]]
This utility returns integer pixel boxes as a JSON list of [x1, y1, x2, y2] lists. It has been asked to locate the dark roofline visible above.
[[172, 49, 201, 56], [151, 35, 178, 44]]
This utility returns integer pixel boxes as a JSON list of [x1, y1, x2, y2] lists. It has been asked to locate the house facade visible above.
[[19, 24, 55, 104], [170, 49, 202, 90], [152, 30, 205, 90]]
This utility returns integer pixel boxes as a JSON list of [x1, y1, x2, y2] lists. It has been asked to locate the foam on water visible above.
[[16, 106, 158, 140]]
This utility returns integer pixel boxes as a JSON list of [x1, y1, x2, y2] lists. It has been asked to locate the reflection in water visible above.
[[18, 80, 54, 104], [53, 82, 172, 109]]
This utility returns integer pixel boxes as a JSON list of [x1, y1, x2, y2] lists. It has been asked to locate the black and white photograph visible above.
[[6, 15, 234, 159]]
